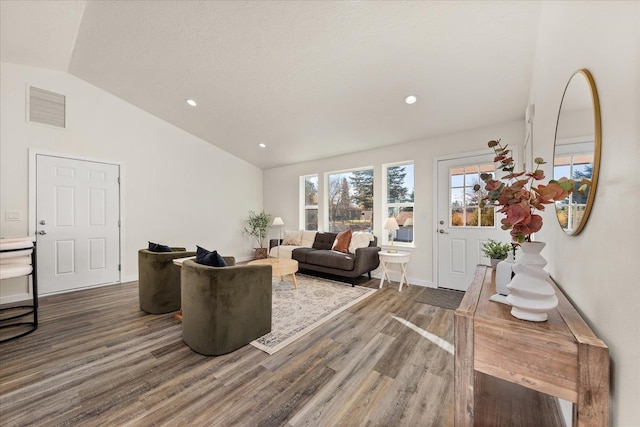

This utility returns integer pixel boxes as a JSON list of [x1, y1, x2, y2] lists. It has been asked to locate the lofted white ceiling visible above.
[[1, 1, 541, 169]]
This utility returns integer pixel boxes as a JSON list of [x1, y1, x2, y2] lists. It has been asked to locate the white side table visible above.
[[378, 251, 411, 291]]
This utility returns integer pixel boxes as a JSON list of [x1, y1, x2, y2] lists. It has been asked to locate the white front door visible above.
[[36, 155, 120, 294], [435, 152, 511, 291]]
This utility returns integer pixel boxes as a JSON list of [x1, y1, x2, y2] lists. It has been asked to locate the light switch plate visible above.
[[5, 211, 21, 221]]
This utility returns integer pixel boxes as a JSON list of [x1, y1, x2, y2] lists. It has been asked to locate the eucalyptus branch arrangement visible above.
[[474, 139, 577, 243]]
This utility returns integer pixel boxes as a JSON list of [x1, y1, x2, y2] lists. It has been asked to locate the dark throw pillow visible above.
[[312, 232, 338, 250], [148, 241, 172, 252], [196, 246, 228, 267]]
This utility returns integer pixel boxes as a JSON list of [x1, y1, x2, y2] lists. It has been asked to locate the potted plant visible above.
[[481, 239, 513, 269], [242, 210, 272, 259]]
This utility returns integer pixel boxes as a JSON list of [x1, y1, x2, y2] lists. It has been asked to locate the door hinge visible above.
[[117, 177, 120, 184], [118, 220, 121, 227], [118, 264, 121, 271]]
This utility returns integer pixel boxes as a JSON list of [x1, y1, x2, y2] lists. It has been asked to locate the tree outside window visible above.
[[384, 162, 415, 245], [327, 168, 373, 232], [450, 164, 495, 227], [303, 175, 318, 230]]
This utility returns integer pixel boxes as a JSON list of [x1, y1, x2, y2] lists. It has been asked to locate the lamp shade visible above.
[[383, 217, 399, 231], [272, 217, 284, 226], [403, 218, 413, 226]]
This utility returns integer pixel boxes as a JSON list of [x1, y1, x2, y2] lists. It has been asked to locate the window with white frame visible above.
[[383, 162, 415, 246], [553, 142, 594, 233], [326, 167, 373, 232], [450, 164, 496, 227], [301, 174, 318, 230]]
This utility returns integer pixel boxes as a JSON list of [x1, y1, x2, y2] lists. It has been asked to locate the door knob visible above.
[[438, 229, 449, 234], [38, 230, 47, 235], [39, 220, 46, 225]]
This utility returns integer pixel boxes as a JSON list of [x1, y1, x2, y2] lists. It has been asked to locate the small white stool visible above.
[[378, 251, 411, 291]]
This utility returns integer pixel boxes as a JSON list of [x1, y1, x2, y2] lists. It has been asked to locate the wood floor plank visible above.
[[0, 279, 463, 426], [287, 332, 396, 426]]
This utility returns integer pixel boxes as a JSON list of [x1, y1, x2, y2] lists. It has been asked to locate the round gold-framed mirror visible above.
[[553, 69, 601, 235]]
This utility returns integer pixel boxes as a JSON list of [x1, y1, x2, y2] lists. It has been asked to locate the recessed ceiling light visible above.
[[186, 99, 197, 107], [258, 143, 266, 148], [405, 95, 417, 105]]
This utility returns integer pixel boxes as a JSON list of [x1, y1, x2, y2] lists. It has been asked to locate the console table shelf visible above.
[[454, 265, 609, 426]]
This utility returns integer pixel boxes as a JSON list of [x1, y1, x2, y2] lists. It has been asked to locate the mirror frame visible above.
[[553, 68, 602, 236]]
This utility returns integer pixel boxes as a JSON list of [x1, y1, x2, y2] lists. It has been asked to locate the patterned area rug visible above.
[[414, 287, 465, 310], [250, 274, 377, 355]]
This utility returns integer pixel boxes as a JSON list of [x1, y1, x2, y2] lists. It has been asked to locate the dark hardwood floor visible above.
[[0, 278, 455, 426]]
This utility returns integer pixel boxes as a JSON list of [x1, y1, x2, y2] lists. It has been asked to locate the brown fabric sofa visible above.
[[288, 232, 381, 281]]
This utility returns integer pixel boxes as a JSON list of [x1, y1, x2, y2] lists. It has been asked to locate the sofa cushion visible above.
[[291, 247, 315, 264], [195, 246, 227, 267], [312, 232, 338, 250], [300, 230, 317, 247], [269, 245, 302, 259], [282, 230, 303, 245], [332, 229, 352, 253], [349, 232, 374, 254], [306, 250, 355, 271], [148, 241, 172, 252]]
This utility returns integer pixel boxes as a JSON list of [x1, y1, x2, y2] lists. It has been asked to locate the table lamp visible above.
[[272, 217, 284, 258], [383, 217, 399, 253]]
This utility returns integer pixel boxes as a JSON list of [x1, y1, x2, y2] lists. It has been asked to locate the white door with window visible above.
[[36, 155, 120, 294], [435, 152, 511, 291]]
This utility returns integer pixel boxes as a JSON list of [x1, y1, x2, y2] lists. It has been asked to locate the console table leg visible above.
[[454, 312, 474, 426]]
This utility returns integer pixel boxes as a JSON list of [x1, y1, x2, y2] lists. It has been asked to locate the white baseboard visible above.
[[38, 280, 122, 297], [370, 271, 433, 288], [121, 275, 138, 284]]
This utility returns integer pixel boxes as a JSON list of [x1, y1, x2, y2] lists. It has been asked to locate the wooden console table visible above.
[[454, 266, 609, 426]]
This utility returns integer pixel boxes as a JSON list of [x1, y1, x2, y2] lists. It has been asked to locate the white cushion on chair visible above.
[[0, 255, 31, 265], [0, 264, 33, 280], [0, 249, 33, 260], [0, 238, 34, 252]]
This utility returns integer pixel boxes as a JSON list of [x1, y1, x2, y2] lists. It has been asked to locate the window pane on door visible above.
[[480, 207, 495, 227], [451, 207, 464, 227], [450, 164, 495, 227]]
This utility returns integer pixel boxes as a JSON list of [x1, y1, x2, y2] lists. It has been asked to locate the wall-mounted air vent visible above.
[[27, 86, 66, 128]]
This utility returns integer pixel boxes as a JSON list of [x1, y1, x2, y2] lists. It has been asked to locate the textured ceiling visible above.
[[1, 1, 541, 169]]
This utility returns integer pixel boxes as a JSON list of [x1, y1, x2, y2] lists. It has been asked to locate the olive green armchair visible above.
[[138, 248, 196, 314], [181, 257, 272, 356]]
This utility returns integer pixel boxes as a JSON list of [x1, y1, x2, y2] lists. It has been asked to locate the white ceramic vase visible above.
[[495, 251, 515, 296], [506, 241, 557, 322]]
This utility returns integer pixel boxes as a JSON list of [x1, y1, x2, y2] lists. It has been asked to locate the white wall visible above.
[[529, 2, 639, 425], [263, 119, 524, 287], [0, 62, 264, 299]]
